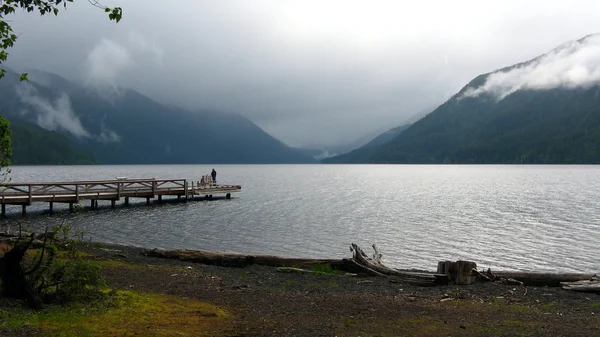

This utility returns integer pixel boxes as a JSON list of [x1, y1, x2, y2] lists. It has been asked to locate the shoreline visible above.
[[2, 240, 600, 336]]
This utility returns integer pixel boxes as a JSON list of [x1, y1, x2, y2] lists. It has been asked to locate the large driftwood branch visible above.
[[349, 243, 447, 285], [143, 244, 448, 284]]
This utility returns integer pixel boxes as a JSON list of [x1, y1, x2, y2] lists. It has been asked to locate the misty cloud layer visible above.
[[6, 1, 600, 147], [85, 32, 164, 88], [464, 34, 600, 100], [16, 83, 90, 138]]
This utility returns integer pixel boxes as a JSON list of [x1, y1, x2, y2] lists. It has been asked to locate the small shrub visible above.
[[0, 222, 107, 309]]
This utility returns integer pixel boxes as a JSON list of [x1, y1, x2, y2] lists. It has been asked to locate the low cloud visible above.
[[98, 120, 121, 143], [84, 32, 164, 89], [16, 83, 91, 138], [463, 34, 600, 100], [84, 38, 131, 88]]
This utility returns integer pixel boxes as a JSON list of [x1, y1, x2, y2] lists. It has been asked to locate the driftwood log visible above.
[[472, 268, 597, 287], [143, 248, 346, 269], [349, 244, 448, 286], [561, 276, 600, 293], [142, 245, 597, 289], [143, 244, 449, 285], [492, 272, 597, 287]]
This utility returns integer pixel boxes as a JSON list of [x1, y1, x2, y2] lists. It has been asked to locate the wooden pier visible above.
[[0, 177, 242, 216]]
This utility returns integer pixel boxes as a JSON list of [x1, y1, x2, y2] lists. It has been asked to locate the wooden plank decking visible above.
[[0, 177, 242, 215]]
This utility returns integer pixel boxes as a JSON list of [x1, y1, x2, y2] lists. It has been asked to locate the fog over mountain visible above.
[[5, 0, 600, 148], [325, 33, 600, 164], [463, 34, 600, 100]]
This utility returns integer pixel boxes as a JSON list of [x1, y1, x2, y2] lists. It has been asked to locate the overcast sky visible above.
[[6, 0, 600, 147]]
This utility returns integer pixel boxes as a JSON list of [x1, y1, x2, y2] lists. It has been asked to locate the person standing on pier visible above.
[[211, 168, 217, 184]]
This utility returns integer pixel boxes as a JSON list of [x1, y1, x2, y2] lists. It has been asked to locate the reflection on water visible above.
[[2, 164, 599, 273]]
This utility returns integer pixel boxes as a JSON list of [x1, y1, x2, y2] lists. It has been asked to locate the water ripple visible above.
[[2, 164, 600, 273]]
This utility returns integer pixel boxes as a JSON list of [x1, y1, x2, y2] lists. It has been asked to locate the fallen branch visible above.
[[276, 267, 349, 276], [561, 276, 600, 293], [492, 271, 596, 287], [350, 243, 447, 285], [143, 248, 344, 269]]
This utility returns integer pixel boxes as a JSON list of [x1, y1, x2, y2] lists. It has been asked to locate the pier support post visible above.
[[21, 205, 26, 216], [111, 200, 116, 208], [158, 195, 162, 202], [124, 197, 129, 206], [1, 204, 5, 217], [69, 203, 74, 212], [49, 202, 54, 213], [91, 199, 95, 210], [146, 197, 150, 205], [184, 181, 189, 201], [226, 193, 231, 199]]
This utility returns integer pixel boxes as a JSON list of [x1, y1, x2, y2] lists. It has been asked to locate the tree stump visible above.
[[437, 260, 477, 285]]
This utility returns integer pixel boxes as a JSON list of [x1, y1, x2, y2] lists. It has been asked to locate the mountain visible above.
[[320, 124, 410, 163], [325, 34, 600, 164], [358, 124, 411, 149], [0, 69, 316, 164], [298, 127, 392, 160], [8, 119, 96, 165]]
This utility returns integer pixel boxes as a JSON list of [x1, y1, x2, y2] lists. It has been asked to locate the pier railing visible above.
[[0, 177, 241, 215], [0, 178, 187, 202]]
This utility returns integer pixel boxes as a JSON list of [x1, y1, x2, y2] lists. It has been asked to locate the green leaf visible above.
[[19, 72, 28, 82], [105, 7, 110, 13]]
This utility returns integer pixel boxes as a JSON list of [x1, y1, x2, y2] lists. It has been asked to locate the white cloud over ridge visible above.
[[463, 34, 600, 100], [84, 31, 164, 89], [16, 83, 91, 138], [98, 120, 121, 143]]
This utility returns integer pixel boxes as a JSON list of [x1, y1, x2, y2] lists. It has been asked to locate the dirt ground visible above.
[[93, 245, 600, 336], [2, 243, 600, 336]]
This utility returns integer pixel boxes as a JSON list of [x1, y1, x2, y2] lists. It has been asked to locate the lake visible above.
[[1, 164, 599, 273]]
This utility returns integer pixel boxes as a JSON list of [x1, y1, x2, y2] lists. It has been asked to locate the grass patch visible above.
[[508, 304, 531, 313], [1, 290, 231, 336], [311, 263, 345, 275], [89, 242, 107, 249], [540, 302, 557, 312], [394, 317, 447, 334], [343, 318, 358, 327], [89, 259, 134, 269]]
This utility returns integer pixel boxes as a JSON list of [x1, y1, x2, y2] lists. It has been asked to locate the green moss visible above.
[[0, 291, 231, 336], [311, 263, 345, 275], [91, 259, 134, 269]]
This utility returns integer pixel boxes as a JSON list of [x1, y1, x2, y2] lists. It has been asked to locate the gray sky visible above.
[[6, 0, 600, 147]]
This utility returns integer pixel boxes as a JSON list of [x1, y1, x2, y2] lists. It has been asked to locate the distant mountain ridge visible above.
[[7, 119, 96, 165], [0, 69, 316, 164], [325, 34, 600, 164]]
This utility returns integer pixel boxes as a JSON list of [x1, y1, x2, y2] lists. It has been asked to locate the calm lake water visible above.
[[1, 164, 599, 273]]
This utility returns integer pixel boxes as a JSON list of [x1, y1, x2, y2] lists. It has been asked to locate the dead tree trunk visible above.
[[0, 235, 42, 309], [350, 244, 447, 285], [437, 260, 478, 285]]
